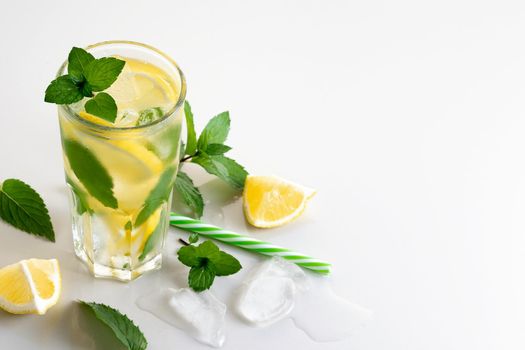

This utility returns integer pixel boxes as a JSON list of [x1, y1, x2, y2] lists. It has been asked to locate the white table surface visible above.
[[1, 0, 525, 349]]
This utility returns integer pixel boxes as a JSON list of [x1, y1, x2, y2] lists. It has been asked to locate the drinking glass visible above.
[[57, 41, 185, 281]]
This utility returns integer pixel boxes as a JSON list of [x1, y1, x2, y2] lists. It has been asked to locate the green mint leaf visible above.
[[80, 81, 94, 98], [196, 240, 220, 257], [184, 101, 198, 155], [189, 233, 199, 244], [178, 240, 242, 292], [188, 265, 215, 292], [174, 171, 204, 218], [197, 111, 230, 151], [209, 251, 242, 276], [177, 245, 200, 267], [136, 107, 163, 126], [138, 221, 163, 261], [79, 301, 147, 350], [144, 124, 181, 162], [66, 177, 92, 215], [135, 166, 177, 226], [63, 139, 118, 209], [72, 187, 90, 215], [84, 57, 125, 92], [67, 47, 95, 83], [192, 154, 248, 189], [44, 75, 83, 104], [85, 92, 118, 123], [0, 179, 55, 242], [205, 144, 231, 155], [179, 142, 186, 161]]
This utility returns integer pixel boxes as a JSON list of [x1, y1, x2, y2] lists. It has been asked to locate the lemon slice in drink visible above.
[[108, 140, 163, 176], [106, 58, 176, 116], [78, 111, 114, 127], [0, 259, 61, 315], [243, 175, 316, 228]]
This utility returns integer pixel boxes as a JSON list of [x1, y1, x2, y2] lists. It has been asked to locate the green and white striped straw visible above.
[[170, 214, 331, 274]]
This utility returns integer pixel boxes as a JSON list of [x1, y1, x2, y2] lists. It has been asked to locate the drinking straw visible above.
[[169, 213, 331, 274]]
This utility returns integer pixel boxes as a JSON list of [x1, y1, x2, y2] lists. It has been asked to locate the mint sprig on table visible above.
[[45, 47, 124, 123], [79, 301, 147, 350], [174, 101, 248, 218], [178, 238, 242, 292], [0, 179, 55, 242]]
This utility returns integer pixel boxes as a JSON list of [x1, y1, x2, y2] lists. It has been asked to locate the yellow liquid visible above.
[[59, 57, 183, 280]]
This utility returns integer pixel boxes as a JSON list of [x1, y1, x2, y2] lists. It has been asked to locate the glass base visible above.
[[67, 186, 170, 282], [74, 242, 162, 281]]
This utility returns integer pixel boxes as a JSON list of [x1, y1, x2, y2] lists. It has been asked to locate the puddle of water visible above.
[[291, 275, 373, 342], [235, 257, 372, 342], [136, 257, 372, 347]]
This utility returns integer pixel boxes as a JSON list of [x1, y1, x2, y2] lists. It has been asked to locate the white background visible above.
[[1, 0, 525, 349]]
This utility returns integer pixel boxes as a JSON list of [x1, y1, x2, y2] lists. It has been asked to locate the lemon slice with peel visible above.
[[243, 175, 316, 228], [0, 259, 61, 315], [79, 111, 114, 127], [109, 140, 164, 176]]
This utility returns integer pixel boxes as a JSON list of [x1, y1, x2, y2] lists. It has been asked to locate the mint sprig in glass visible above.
[[47, 41, 186, 281]]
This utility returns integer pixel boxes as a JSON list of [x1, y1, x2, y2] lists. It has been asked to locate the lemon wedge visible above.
[[243, 175, 316, 228], [0, 259, 61, 315]]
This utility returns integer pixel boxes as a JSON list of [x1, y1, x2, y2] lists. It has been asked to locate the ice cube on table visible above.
[[137, 288, 227, 348], [236, 257, 308, 327], [236, 257, 373, 341]]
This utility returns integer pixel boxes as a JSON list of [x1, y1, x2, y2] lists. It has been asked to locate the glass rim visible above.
[[57, 40, 186, 132]]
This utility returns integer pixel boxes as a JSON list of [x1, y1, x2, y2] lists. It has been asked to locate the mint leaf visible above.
[[66, 177, 91, 215], [177, 245, 200, 267], [85, 92, 118, 123], [188, 265, 215, 292], [80, 82, 94, 98], [184, 101, 197, 155], [72, 187, 90, 215], [174, 171, 204, 218], [135, 166, 177, 226], [68, 47, 95, 83], [210, 251, 242, 276], [139, 221, 163, 261], [136, 107, 163, 126], [189, 233, 199, 244], [192, 154, 248, 189], [84, 57, 125, 91], [63, 139, 118, 209], [179, 142, 186, 160], [196, 240, 220, 257], [177, 240, 242, 292], [197, 111, 230, 151], [44, 75, 83, 104], [45, 48, 124, 107], [205, 144, 231, 155], [79, 301, 147, 350], [0, 179, 55, 242]]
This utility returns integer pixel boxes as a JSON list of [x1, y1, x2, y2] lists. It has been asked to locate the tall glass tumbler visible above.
[[57, 41, 185, 281]]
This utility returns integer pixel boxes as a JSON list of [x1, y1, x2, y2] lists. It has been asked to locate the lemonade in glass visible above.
[[56, 41, 185, 281]]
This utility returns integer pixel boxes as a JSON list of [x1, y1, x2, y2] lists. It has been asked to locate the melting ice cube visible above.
[[137, 288, 226, 348], [236, 257, 309, 327], [236, 257, 373, 342]]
